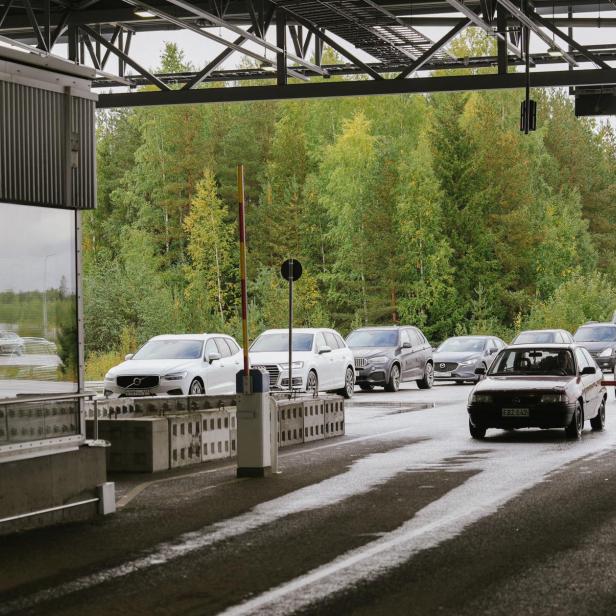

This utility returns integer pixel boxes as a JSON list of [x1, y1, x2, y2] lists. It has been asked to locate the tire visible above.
[[565, 403, 583, 439], [306, 370, 319, 396], [469, 417, 486, 439], [417, 362, 434, 390], [189, 378, 204, 395], [338, 366, 355, 399], [359, 384, 373, 392], [385, 364, 400, 392], [591, 399, 606, 432]]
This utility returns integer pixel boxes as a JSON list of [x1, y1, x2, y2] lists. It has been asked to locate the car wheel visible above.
[[590, 399, 606, 431], [385, 364, 400, 392], [359, 384, 373, 392], [417, 363, 434, 390], [306, 370, 318, 396], [338, 366, 355, 399], [469, 417, 487, 439], [189, 379, 204, 395], [565, 403, 583, 439]]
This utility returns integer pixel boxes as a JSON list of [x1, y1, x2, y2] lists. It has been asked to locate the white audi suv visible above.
[[249, 328, 355, 398], [104, 334, 243, 398]]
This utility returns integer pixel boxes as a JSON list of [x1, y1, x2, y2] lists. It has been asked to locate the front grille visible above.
[[355, 357, 368, 370], [493, 392, 542, 406], [435, 362, 458, 372], [117, 375, 160, 389], [253, 365, 280, 388]]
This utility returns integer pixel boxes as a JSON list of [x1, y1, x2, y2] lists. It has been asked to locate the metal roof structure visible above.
[[0, 1, 615, 108]]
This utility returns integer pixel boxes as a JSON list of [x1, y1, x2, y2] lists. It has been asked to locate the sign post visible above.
[[281, 259, 302, 393]]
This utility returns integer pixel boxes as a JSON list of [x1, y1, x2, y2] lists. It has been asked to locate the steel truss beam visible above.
[[397, 18, 470, 79], [529, 9, 611, 69], [97, 67, 616, 108], [495, 0, 577, 65], [149, 0, 327, 75], [445, 0, 524, 59]]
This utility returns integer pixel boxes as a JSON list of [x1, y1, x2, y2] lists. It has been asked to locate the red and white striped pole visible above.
[[237, 164, 250, 393]]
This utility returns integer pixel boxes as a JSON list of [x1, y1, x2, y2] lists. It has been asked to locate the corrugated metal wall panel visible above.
[[0, 80, 96, 210]]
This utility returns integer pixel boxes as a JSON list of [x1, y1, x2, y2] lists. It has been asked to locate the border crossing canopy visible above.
[[0, 1, 615, 109]]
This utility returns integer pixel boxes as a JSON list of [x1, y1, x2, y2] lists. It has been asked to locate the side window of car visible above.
[[324, 332, 339, 349], [225, 338, 240, 355], [575, 349, 589, 372], [334, 333, 346, 348], [582, 348, 597, 369], [215, 338, 232, 358], [205, 339, 218, 358], [409, 329, 422, 347], [314, 332, 326, 352], [400, 330, 411, 347]]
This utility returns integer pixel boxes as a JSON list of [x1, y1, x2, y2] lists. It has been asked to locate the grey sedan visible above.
[[433, 336, 506, 384]]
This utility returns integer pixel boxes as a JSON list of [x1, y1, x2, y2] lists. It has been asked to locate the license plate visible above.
[[435, 371, 452, 377], [125, 389, 152, 397], [502, 408, 529, 417]]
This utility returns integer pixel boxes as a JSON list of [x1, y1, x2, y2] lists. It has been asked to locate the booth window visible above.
[[0, 203, 79, 443]]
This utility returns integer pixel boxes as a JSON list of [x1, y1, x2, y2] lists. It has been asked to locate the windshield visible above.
[[251, 333, 314, 353], [437, 337, 485, 353], [133, 339, 204, 360], [514, 332, 558, 344], [346, 330, 398, 348], [574, 326, 616, 343], [489, 348, 575, 376]]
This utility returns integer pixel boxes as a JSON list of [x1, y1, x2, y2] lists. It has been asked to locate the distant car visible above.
[[0, 331, 25, 356], [346, 326, 433, 392], [433, 335, 506, 384], [104, 334, 243, 397], [21, 337, 57, 354], [467, 344, 607, 440], [512, 329, 574, 345], [573, 322, 616, 373], [250, 328, 355, 398]]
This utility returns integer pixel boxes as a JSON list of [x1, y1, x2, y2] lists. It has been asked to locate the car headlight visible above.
[[104, 371, 116, 381], [280, 361, 304, 370], [163, 371, 187, 381], [370, 356, 388, 365], [540, 393, 567, 403], [599, 347, 614, 357], [472, 393, 492, 404], [460, 358, 478, 366]]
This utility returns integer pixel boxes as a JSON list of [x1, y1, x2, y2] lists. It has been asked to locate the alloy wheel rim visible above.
[[393, 366, 400, 388], [191, 381, 203, 394], [576, 408, 583, 434], [346, 369, 354, 395], [308, 373, 317, 393], [427, 364, 434, 384]]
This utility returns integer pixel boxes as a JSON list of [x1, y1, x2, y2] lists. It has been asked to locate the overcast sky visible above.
[[0, 204, 75, 293]]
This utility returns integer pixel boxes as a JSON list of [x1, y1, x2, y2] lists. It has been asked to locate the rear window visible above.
[[574, 326, 616, 343]]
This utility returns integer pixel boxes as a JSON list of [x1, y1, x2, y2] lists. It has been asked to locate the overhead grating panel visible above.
[[273, 0, 452, 63]]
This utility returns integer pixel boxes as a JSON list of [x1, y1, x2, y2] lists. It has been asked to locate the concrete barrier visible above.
[[85, 393, 344, 473]]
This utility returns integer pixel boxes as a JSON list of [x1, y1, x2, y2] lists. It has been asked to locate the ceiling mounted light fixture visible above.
[[134, 9, 156, 18], [547, 45, 562, 57]]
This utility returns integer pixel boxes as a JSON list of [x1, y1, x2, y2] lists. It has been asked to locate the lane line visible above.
[[117, 424, 425, 509]]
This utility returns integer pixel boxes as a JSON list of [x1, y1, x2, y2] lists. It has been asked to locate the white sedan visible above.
[[249, 328, 355, 398], [103, 334, 243, 397]]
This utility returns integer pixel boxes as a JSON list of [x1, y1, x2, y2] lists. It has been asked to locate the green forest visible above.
[[84, 33, 616, 378]]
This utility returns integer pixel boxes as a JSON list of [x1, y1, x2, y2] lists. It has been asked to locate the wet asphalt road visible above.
[[3, 382, 616, 615]]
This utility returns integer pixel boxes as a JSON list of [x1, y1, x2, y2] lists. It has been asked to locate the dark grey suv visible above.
[[573, 322, 616, 373], [346, 326, 433, 392]]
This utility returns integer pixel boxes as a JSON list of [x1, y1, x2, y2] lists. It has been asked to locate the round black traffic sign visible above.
[[281, 258, 303, 282]]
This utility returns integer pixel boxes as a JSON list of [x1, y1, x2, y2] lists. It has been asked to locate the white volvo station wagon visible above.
[[249, 328, 355, 398], [104, 334, 243, 398]]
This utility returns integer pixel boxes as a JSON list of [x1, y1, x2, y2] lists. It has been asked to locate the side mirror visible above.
[[124, 354, 134, 361], [402, 341, 412, 349], [475, 366, 486, 375], [318, 345, 332, 354], [581, 366, 596, 375], [209, 352, 222, 363]]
